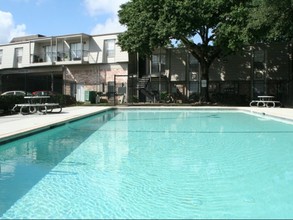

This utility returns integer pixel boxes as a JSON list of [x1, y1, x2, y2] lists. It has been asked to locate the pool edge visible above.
[[1, 106, 292, 144]]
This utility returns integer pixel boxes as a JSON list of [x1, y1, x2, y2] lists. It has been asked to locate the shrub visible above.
[[211, 93, 248, 106], [130, 96, 138, 103], [0, 95, 25, 115], [50, 94, 76, 106], [100, 98, 108, 103], [188, 93, 199, 103], [0, 95, 25, 114]]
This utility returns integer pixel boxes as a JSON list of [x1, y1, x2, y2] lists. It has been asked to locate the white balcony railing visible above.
[[30, 50, 89, 64]]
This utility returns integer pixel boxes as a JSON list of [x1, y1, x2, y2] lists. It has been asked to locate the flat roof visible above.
[[10, 34, 47, 43]]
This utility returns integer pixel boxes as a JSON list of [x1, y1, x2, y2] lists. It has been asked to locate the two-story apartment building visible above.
[[0, 32, 292, 105], [0, 33, 129, 102], [129, 42, 292, 105]]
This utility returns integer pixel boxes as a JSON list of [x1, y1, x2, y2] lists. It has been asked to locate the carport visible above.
[[0, 66, 64, 94]]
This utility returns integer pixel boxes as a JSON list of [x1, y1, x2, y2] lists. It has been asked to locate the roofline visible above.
[[91, 32, 123, 38], [54, 33, 91, 39], [0, 32, 124, 46]]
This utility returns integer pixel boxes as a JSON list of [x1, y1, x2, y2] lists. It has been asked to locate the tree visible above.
[[118, 0, 291, 102], [247, 0, 293, 42]]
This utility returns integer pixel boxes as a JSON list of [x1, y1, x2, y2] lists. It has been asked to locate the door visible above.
[[76, 83, 85, 102]]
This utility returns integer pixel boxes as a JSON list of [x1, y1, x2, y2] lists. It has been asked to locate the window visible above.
[[70, 43, 82, 60], [44, 45, 56, 62], [254, 49, 265, 80], [254, 50, 265, 62], [52, 45, 57, 61], [0, 49, 2, 64], [15, 48, 23, 63], [104, 39, 115, 58], [151, 54, 166, 73], [189, 55, 199, 81]]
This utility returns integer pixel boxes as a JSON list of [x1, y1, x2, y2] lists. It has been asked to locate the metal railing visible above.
[[31, 50, 89, 63]]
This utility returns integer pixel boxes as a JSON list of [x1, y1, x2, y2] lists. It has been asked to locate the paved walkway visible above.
[[0, 106, 112, 143], [0, 106, 292, 143], [245, 106, 293, 121]]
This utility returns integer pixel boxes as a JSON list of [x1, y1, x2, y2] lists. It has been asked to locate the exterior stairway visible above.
[[137, 76, 157, 102]]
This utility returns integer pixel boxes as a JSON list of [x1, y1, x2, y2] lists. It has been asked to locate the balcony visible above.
[[56, 50, 89, 63], [30, 50, 89, 66], [29, 33, 91, 66]]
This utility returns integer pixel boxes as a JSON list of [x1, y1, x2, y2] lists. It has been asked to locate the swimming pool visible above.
[[0, 109, 293, 218]]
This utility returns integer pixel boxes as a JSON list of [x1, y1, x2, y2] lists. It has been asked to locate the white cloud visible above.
[[90, 16, 126, 35], [84, 0, 127, 35], [10, 24, 27, 38], [84, 0, 127, 17], [0, 11, 27, 44]]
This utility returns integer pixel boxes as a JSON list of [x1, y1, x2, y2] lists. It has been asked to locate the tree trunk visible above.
[[199, 60, 210, 102], [182, 36, 220, 103]]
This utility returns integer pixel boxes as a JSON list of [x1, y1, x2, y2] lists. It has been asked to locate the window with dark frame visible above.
[[0, 49, 2, 64], [104, 39, 115, 59], [15, 47, 23, 63]]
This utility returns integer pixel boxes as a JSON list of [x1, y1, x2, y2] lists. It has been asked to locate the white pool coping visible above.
[[0, 106, 292, 143]]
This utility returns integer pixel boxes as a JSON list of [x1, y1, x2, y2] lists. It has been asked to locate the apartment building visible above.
[[0, 33, 128, 102], [130, 42, 292, 105], [0, 32, 292, 105]]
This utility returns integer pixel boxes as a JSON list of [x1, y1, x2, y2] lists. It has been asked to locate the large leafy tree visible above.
[[247, 0, 293, 42], [118, 0, 292, 101]]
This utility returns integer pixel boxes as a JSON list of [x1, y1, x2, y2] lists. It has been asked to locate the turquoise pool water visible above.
[[1, 110, 293, 219]]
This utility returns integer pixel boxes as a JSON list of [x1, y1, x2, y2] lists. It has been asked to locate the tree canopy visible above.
[[247, 0, 293, 42], [118, 0, 292, 101]]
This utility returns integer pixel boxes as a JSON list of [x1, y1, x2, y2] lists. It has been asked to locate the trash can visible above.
[[89, 91, 97, 104]]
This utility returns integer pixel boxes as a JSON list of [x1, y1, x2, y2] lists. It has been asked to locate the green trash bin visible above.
[[89, 91, 97, 104]]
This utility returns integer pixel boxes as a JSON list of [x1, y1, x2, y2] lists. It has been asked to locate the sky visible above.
[[0, 0, 128, 44]]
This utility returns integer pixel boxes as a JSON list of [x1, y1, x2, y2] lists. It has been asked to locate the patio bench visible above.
[[249, 95, 281, 108], [12, 103, 62, 115]]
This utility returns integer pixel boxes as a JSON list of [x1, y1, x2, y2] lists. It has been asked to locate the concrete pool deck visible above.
[[0, 106, 293, 143], [0, 106, 112, 143]]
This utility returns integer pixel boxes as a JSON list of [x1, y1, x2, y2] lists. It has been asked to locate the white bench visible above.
[[249, 95, 281, 108], [249, 100, 281, 107], [12, 103, 62, 115]]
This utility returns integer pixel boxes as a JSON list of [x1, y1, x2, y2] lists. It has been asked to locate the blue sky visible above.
[[0, 0, 128, 44]]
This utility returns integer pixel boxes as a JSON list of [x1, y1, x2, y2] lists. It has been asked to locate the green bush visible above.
[[160, 92, 168, 101], [130, 96, 138, 103], [50, 94, 76, 106], [211, 93, 248, 106], [100, 98, 108, 103], [0, 95, 25, 115], [188, 93, 199, 103]]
